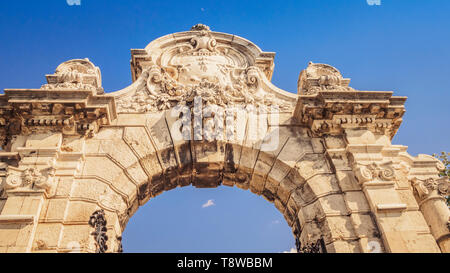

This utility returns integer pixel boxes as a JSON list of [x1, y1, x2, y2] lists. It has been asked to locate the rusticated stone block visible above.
[[99, 139, 139, 169], [140, 154, 163, 178], [81, 157, 123, 182], [344, 191, 371, 213], [64, 201, 98, 223], [277, 175, 299, 206], [350, 213, 379, 238], [305, 174, 341, 199], [126, 162, 149, 186], [295, 153, 332, 180], [59, 224, 94, 252], [335, 170, 361, 192], [44, 199, 69, 221], [123, 127, 156, 159], [396, 189, 419, 210], [321, 215, 358, 243], [146, 113, 173, 151], [33, 223, 63, 249], [55, 178, 73, 197], [274, 198, 286, 215], [325, 239, 361, 253], [298, 201, 323, 226], [0, 224, 21, 247], [95, 128, 123, 140], [317, 194, 349, 216]]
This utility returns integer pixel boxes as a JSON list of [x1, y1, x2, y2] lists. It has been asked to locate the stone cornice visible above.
[[294, 90, 407, 138], [0, 88, 117, 147]]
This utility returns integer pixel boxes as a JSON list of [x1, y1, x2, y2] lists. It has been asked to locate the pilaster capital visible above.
[[353, 161, 397, 185], [412, 176, 449, 201], [2, 166, 57, 197]]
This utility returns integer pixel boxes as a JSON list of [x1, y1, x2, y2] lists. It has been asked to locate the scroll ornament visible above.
[[3, 167, 56, 196], [354, 162, 396, 184], [116, 28, 294, 113], [412, 177, 449, 200], [117, 64, 292, 113]]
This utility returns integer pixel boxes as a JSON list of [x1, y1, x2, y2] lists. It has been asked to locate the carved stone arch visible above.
[[0, 24, 448, 253], [76, 118, 369, 253]]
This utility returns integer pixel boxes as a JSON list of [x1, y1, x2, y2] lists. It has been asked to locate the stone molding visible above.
[[294, 63, 406, 139], [0, 69, 117, 147]]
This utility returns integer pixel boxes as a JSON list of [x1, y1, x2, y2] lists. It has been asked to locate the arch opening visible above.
[[122, 185, 295, 253]]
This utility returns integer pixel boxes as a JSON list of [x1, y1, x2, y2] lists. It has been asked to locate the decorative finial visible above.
[[191, 24, 211, 32]]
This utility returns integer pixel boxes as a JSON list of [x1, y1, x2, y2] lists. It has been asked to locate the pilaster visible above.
[[294, 62, 444, 252], [412, 176, 450, 252], [0, 59, 119, 252]]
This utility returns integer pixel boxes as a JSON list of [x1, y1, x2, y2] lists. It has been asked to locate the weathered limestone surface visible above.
[[0, 24, 448, 253]]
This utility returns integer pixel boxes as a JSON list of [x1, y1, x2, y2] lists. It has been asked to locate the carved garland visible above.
[[117, 65, 292, 113]]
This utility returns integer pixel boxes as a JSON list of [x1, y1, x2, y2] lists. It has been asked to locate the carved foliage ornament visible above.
[[3, 167, 56, 195], [354, 162, 396, 184], [190, 23, 210, 31], [116, 26, 294, 113], [412, 177, 449, 200]]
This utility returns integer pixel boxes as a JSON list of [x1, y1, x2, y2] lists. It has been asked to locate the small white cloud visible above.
[[202, 199, 215, 208], [271, 220, 280, 225], [282, 248, 297, 253]]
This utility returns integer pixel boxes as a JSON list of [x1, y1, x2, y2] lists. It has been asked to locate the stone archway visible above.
[[0, 24, 448, 253]]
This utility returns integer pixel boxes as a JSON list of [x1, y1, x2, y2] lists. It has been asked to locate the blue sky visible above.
[[0, 0, 449, 252]]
